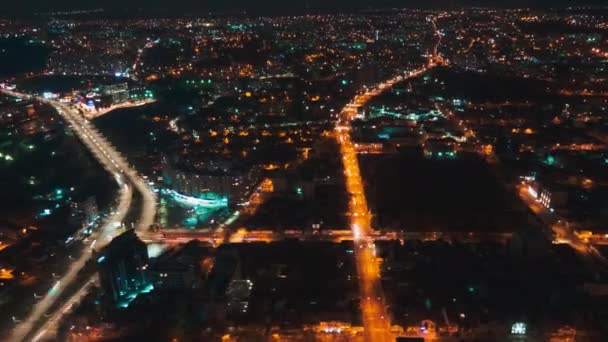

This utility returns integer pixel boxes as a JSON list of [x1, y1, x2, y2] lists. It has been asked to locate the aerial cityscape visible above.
[[1, 3, 608, 342]]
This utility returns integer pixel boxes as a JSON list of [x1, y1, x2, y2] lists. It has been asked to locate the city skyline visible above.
[[2, 0, 608, 15]]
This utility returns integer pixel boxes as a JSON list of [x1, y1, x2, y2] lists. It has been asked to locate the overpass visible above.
[[1, 88, 157, 342]]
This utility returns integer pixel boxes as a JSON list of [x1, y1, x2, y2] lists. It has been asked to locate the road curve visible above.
[[1, 89, 156, 342]]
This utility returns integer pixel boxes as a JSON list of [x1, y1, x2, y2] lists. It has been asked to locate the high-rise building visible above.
[[161, 154, 259, 206], [97, 230, 151, 306]]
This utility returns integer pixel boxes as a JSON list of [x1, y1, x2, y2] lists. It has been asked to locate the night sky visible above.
[[1, 0, 605, 16]]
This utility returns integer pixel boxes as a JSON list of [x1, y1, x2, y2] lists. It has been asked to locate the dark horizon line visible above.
[[1, 4, 608, 20]]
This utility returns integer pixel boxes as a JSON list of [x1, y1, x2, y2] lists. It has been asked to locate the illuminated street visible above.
[[517, 183, 608, 266], [2, 6, 608, 342], [336, 73, 429, 342], [30, 278, 96, 342], [1, 89, 157, 342], [79, 97, 156, 120], [337, 93, 395, 342], [332, 17, 443, 341]]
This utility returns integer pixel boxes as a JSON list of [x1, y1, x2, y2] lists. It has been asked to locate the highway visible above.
[[30, 278, 97, 342], [1, 89, 157, 342], [1, 16, 444, 341]]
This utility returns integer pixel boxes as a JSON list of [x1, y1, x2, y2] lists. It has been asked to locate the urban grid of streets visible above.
[[2, 16, 444, 342]]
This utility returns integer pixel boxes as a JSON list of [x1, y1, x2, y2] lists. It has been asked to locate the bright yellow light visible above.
[[263, 164, 279, 170], [0, 268, 14, 279]]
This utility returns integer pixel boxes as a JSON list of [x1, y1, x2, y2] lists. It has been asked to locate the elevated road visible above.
[[1, 89, 157, 342], [2, 15, 445, 342]]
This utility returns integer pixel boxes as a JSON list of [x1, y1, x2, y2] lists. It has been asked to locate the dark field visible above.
[[360, 150, 531, 233], [0, 38, 48, 78], [244, 184, 349, 230]]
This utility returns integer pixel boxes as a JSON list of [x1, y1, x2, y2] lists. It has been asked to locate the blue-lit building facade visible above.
[[160, 154, 259, 208], [97, 229, 152, 307]]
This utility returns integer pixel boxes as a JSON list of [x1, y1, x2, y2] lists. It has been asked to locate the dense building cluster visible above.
[[1, 6, 608, 342]]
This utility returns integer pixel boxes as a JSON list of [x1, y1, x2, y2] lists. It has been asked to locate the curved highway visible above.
[[2, 15, 443, 342], [1, 89, 157, 342]]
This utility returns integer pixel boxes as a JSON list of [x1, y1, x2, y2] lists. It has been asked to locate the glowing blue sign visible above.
[[163, 189, 228, 209]]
